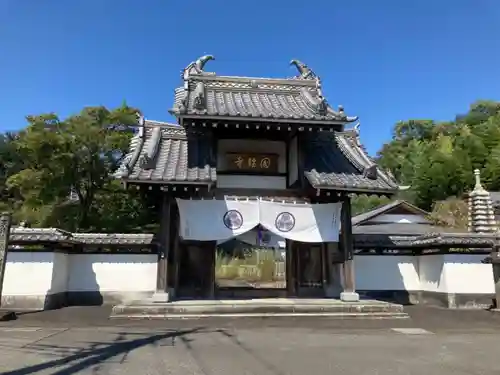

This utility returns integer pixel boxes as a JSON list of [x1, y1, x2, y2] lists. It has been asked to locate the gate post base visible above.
[[152, 291, 171, 303], [340, 291, 360, 302]]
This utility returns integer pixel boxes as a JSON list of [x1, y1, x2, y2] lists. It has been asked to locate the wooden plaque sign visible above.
[[226, 153, 278, 173]]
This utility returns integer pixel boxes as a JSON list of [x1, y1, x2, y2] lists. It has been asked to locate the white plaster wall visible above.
[[2, 252, 55, 296], [67, 254, 157, 293], [50, 252, 69, 294], [418, 255, 447, 293], [356, 254, 494, 296], [443, 254, 494, 294], [217, 175, 286, 190], [2, 251, 496, 306], [355, 255, 420, 291], [3, 253, 157, 296]]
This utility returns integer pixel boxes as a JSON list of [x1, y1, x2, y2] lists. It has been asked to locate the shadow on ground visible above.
[[0, 306, 113, 326], [1, 327, 209, 375]]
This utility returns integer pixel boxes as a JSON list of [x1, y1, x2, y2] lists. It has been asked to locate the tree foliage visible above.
[[351, 194, 391, 216], [371, 99, 500, 225], [2, 105, 157, 232]]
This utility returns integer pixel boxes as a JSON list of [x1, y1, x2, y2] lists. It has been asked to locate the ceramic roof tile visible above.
[[9, 228, 155, 245], [302, 132, 399, 193], [115, 121, 216, 184], [173, 80, 355, 123], [116, 120, 398, 193], [411, 232, 497, 248], [170, 56, 357, 124]]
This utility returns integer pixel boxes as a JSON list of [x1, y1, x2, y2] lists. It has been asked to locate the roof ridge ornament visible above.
[[345, 122, 362, 147], [290, 59, 317, 80], [137, 113, 145, 138], [192, 82, 206, 110], [343, 122, 379, 180], [315, 78, 327, 115], [354, 122, 360, 136], [182, 55, 215, 84], [315, 77, 323, 97], [137, 112, 145, 127]]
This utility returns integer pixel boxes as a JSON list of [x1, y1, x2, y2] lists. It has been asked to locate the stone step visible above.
[[110, 299, 407, 319], [111, 311, 409, 320]]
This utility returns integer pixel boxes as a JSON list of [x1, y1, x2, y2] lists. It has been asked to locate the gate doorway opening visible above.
[[172, 228, 333, 300], [215, 226, 287, 298], [288, 242, 326, 298]]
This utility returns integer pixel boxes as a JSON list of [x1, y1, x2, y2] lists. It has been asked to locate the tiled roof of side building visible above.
[[9, 227, 155, 245], [411, 232, 498, 248], [351, 200, 429, 226], [170, 55, 357, 124]]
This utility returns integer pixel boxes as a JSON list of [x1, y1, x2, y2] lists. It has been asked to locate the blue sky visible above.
[[1, 0, 499, 155]]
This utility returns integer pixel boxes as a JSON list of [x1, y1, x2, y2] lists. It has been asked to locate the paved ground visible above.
[[1, 306, 500, 374]]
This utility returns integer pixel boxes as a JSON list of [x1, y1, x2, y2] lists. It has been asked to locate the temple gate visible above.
[[115, 55, 399, 302]]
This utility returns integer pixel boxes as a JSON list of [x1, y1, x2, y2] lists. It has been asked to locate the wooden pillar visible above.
[[154, 194, 171, 302], [0, 213, 12, 306], [321, 243, 330, 286], [323, 242, 337, 298], [285, 239, 297, 297], [339, 195, 359, 302], [172, 212, 181, 299], [207, 241, 216, 299]]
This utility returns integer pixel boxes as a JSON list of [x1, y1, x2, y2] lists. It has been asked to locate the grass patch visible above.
[[215, 248, 285, 282]]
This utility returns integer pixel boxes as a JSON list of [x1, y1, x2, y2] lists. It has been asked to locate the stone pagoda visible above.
[[468, 169, 498, 233]]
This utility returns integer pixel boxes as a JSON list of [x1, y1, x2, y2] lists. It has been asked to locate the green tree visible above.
[[351, 194, 391, 216], [6, 105, 143, 230], [377, 120, 434, 183], [0, 132, 23, 212], [377, 101, 500, 212]]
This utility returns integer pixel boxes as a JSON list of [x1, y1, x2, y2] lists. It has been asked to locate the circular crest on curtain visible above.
[[223, 210, 243, 230], [275, 212, 295, 232]]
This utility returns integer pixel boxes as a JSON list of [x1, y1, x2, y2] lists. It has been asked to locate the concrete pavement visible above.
[[0, 306, 500, 374]]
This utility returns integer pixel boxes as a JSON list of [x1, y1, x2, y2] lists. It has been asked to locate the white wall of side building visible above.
[[355, 255, 420, 292], [1, 251, 157, 310], [67, 254, 157, 294], [2, 252, 56, 309], [1, 251, 495, 310], [355, 254, 495, 308]]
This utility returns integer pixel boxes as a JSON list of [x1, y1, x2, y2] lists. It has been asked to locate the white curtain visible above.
[[259, 200, 342, 243], [176, 198, 342, 243], [176, 198, 259, 241]]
